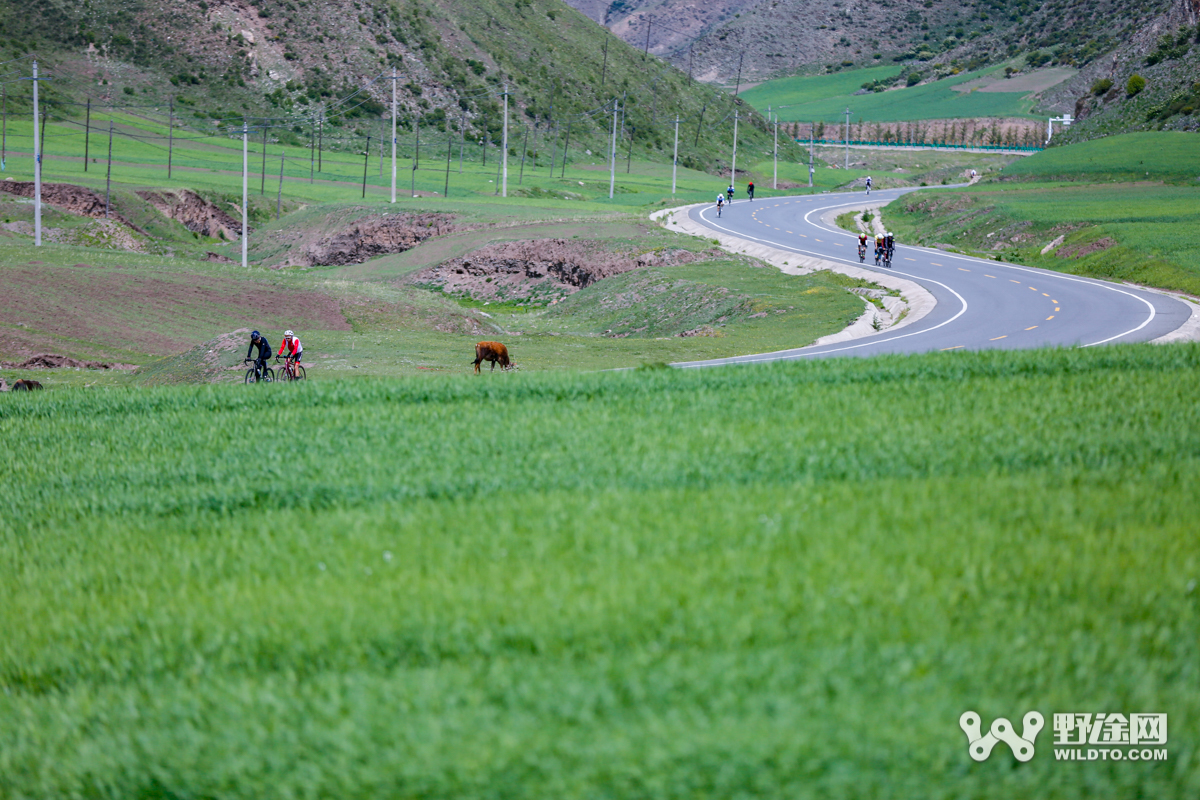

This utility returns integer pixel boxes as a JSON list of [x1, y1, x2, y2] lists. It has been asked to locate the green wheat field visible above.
[[2, 344, 1197, 798]]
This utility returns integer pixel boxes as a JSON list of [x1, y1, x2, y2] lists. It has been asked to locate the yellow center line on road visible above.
[[1046, 315, 1055, 320], [1029, 286, 1038, 291], [905, 257, 916, 261], [1025, 326, 1038, 330], [985, 274, 996, 278], [990, 335, 1007, 341], [931, 262, 943, 266], [1042, 293, 1050, 297], [1052, 299, 1058, 304], [1055, 307, 1060, 311], [800, 234, 807, 238], [958, 267, 970, 272], [834, 242, 843, 246], [786, 230, 793, 234], [1010, 280, 1021, 284], [941, 345, 964, 351], [815, 238, 823, 242]]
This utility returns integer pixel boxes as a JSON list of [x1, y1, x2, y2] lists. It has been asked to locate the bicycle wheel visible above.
[[262, 367, 274, 382], [276, 365, 291, 382], [245, 368, 258, 384], [295, 365, 306, 380]]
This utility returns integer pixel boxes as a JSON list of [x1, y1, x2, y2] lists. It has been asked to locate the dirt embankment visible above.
[[1, 354, 137, 370], [0, 180, 146, 234], [137, 189, 243, 240], [415, 239, 709, 304], [298, 212, 456, 267]]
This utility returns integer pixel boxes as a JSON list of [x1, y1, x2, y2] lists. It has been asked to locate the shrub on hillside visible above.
[[1091, 78, 1113, 96], [1127, 74, 1146, 97], [907, 72, 922, 86]]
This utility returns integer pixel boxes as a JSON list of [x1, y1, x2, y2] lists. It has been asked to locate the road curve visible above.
[[675, 187, 1192, 366]]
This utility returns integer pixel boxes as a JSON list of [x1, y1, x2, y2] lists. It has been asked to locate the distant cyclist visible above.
[[726, 184, 735, 204], [747, 180, 755, 201], [245, 330, 271, 377], [278, 329, 303, 364], [857, 232, 868, 262], [874, 234, 885, 266], [865, 176, 873, 195], [716, 193, 725, 217]]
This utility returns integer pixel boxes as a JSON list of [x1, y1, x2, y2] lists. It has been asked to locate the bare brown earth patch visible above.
[[282, 212, 457, 267], [0, 180, 146, 234], [136, 189, 243, 239], [1057, 237, 1117, 258], [1, 354, 137, 370], [413, 239, 711, 304], [0, 265, 350, 359]]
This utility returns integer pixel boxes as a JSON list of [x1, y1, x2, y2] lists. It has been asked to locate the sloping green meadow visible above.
[[2, 345, 1198, 798]]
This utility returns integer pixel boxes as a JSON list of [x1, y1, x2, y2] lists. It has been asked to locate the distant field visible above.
[[2, 345, 1198, 799], [1000, 131, 1200, 183], [744, 65, 1046, 123]]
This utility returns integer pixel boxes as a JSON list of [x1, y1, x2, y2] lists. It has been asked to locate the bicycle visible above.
[[858, 243, 866, 263], [244, 358, 274, 383], [882, 247, 894, 269], [874, 247, 882, 267], [275, 355, 307, 382]]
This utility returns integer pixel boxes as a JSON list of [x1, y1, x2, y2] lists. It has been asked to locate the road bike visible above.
[[882, 247, 894, 269], [858, 243, 867, 262], [874, 247, 883, 267], [244, 358, 274, 383], [275, 355, 307, 382]]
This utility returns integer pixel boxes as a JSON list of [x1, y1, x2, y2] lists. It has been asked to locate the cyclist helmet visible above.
[[284, 330, 294, 338], [251, 330, 261, 339]]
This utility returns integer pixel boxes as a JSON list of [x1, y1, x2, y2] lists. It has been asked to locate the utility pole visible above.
[[380, 117, 384, 177], [84, 99, 90, 172], [410, 112, 420, 199], [167, 99, 174, 179], [501, 83, 508, 198], [600, 38, 609, 91], [241, 120, 248, 269], [844, 106, 850, 170], [443, 115, 452, 197], [730, 110, 739, 187], [734, 53, 744, 97], [772, 108, 778, 190], [560, 121, 571, 178], [104, 121, 113, 220], [609, 98, 618, 199], [671, 115, 679, 195], [391, 69, 397, 203], [317, 111, 323, 172], [459, 111, 465, 173], [309, 117, 315, 184], [809, 121, 815, 189], [363, 136, 371, 198], [694, 101, 707, 147], [261, 124, 267, 195], [276, 152, 285, 219], [643, 15, 653, 58], [548, 122, 558, 177], [626, 125, 634, 173], [688, 44, 694, 82], [1, 85, 6, 171], [32, 60, 41, 246], [518, 125, 529, 184]]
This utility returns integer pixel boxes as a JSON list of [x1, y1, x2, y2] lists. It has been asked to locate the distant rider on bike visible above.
[[246, 330, 271, 377], [726, 184, 735, 204], [858, 232, 869, 260], [865, 176, 873, 194], [874, 234, 885, 265], [747, 180, 755, 201], [716, 193, 725, 216], [884, 232, 896, 261], [278, 329, 303, 365]]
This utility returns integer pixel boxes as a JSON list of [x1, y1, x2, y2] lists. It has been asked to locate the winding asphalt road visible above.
[[677, 187, 1192, 365]]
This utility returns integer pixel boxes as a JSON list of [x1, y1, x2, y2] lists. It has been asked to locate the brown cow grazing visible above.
[[12, 379, 44, 391], [472, 341, 513, 373]]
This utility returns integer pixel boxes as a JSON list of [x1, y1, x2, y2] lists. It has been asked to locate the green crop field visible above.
[[884, 133, 1200, 295], [1, 344, 1198, 798], [999, 131, 1200, 183], [743, 66, 1041, 123]]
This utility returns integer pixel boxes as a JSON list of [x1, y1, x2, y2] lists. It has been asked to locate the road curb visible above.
[[651, 201, 937, 340], [1142, 287, 1200, 344]]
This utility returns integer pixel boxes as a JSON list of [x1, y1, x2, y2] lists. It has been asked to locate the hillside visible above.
[[566, 0, 1182, 88], [0, 0, 789, 175]]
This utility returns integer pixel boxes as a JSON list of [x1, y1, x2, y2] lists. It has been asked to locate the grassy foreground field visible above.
[[2, 344, 1198, 798]]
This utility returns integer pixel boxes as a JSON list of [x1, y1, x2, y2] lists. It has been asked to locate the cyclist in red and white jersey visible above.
[[278, 330, 303, 364]]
